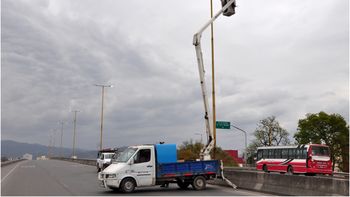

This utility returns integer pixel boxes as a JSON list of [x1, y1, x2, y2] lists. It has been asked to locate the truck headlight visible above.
[[106, 174, 117, 179]]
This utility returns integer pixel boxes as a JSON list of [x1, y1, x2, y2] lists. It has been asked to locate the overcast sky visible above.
[[2, 0, 349, 154]]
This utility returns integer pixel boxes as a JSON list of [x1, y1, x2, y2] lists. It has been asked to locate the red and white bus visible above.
[[256, 144, 332, 175]]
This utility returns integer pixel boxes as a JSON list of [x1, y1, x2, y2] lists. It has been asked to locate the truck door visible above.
[[131, 148, 155, 186]]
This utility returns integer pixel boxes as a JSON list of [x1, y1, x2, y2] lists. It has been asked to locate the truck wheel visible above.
[[177, 180, 190, 189], [120, 178, 136, 193], [192, 176, 206, 190]]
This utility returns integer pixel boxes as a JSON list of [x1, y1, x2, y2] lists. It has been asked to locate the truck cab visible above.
[[98, 144, 229, 193], [97, 149, 116, 172], [98, 145, 156, 191]]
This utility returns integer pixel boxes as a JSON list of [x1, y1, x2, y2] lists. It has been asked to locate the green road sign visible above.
[[216, 121, 231, 129]]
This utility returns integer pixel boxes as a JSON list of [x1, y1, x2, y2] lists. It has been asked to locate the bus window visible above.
[[257, 150, 263, 160], [268, 149, 274, 158], [296, 149, 302, 159], [275, 149, 281, 158], [302, 148, 307, 159], [282, 149, 288, 159], [263, 149, 268, 158], [288, 149, 295, 159], [311, 146, 330, 156], [301, 148, 307, 159], [294, 149, 299, 159], [278, 149, 282, 158]]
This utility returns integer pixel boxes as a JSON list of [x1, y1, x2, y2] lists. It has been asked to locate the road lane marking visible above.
[[1, 161, 27, 182], [20, 165, 36, 168]]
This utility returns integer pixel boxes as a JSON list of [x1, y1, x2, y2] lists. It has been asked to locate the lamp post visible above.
[[94, 84, 113, 151], [230, 124, 247, 166], [72, 110, 79, 158], [48, 132, 52, 158], [52, 129, 57, 157]]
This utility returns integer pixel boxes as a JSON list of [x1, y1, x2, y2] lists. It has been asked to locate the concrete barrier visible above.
[[54, 158, 349, 195], [1, 159, 26, 167], [223, 169, 349, 196], [52, 157, 96, 166]]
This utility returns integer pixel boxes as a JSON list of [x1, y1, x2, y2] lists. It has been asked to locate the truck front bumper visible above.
[[98, 173, 121, 189], [100, 179, 120, 188]]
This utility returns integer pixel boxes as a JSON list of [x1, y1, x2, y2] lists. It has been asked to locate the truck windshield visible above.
[[104, 153, 114, 159], [311, 146, 330, 156], [114, 148, 137, 162]]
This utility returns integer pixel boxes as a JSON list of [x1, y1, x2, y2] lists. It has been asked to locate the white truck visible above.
[[96, 149, 116, 172], [98, 144, 233, 193]]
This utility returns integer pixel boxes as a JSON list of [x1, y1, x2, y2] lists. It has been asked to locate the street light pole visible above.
[[230, 124, 247, 165], [52, 129, 57, 157], [72, 110, 79, 158], [48, 132, 52, 158], [210, 0, 217, 160], [59, 121, 65, 157], [94, 84, 113, 151]]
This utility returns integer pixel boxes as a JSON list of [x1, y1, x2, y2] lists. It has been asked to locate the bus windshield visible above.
[[311, 146, 329, 156], [114, 147, 137, 162]]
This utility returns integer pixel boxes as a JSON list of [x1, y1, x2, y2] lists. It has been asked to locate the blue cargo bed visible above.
[[156, 160, 221, 178]]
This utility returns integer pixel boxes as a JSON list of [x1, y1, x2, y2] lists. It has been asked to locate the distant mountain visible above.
[[1, 140, 98, 160]]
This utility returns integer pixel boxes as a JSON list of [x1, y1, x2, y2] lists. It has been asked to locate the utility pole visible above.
[[59, 121, 65, 157], [94, 84, 113, 151], [48, 133, 52, 158], [210, 0, 217, 160], [72, 110, 79, 158], [52, 129, 56, 157]]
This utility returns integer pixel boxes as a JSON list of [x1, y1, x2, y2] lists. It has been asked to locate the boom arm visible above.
[[193, 0, 236, 161]]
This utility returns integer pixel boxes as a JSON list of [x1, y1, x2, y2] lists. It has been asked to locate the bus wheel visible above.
[[263, 165, 268, 173], [287, 166, 293, 175]]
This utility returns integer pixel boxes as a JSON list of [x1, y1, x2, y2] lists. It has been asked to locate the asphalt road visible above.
[[1, 160, 274, 196]]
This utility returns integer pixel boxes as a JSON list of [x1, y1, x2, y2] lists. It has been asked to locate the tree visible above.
[[255, 116, 290, 146], [177, 140, 238, 167], [294, 112, 349, 172], [245, 116, 291, 164]]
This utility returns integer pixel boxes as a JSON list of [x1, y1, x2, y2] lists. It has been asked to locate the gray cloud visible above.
[[2, 0, 348, 155]]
